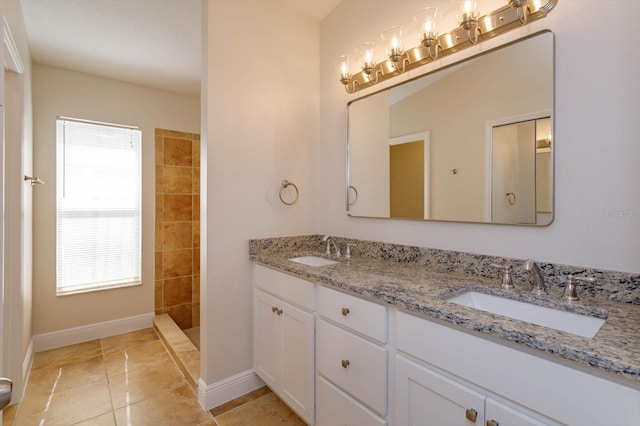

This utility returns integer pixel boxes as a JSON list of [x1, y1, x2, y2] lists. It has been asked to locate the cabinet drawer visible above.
[[254, 264, 314, 310], [317, 320, 387, 416], [318, 285, 387, 343], [317, 377, 386, 426]]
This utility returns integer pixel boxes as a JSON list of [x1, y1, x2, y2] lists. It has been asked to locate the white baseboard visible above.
[[22, 339, 33, 379], [10, 339, 34, 405], [198, 370, 265, 410], [32, 312, 155, 352]]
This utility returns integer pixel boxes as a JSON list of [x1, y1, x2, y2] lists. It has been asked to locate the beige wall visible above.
[[202, 0, 318, 384], [319, 0, 640, 274], [32, 64, 199, 334]]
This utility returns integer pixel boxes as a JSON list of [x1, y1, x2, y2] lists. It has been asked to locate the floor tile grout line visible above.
[[99, 336, 119, 425]]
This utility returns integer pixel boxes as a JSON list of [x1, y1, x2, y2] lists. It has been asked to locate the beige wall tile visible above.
[[162, 222, 193, 251], [155, 279, 163, 309], [193, 139, 200, 166], [163, 166, 192, 194], [163, 194, 193, 221], [155, 134, 163, 165], [193, 248, 200, 276], [155, 194, 163, 221], [163, 137, 192, 167], [192, 221, 200, 248], [162, 249, 193, 279], [192, 275, 200, 304], [192, 303, 200, 328], [163, 129, 194, 139], [193, 167, 200, 194], [193, 195, 200, 221], [163, 276, 192, 307], [155, 222, 163, 251], [167, 304, 193, 329], [155, 165, 164, 193], [155, 252, 162, 280]]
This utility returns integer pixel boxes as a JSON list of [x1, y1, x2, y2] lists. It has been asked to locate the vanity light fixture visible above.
[[381, 26, 409, 72], [356, 42, 379, 84], [456, 0, 480, 44], [335, 0, 558, 94], [414, 7, 441, 60], [509, 0, 532, 24], [333, 55, 353, 89]]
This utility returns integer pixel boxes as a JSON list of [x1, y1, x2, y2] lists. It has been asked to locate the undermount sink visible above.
[[448, 291, 605, 338], [288, 255, 339, 267]]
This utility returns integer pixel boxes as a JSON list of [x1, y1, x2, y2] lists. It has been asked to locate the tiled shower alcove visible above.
[[155, 128, 200, 331]]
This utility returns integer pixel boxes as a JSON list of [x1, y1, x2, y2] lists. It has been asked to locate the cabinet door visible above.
[[281, 301, 315, 425], [486, 398, 560, 426], [254, 289, 283, 389], [395, 355, 485, 426]]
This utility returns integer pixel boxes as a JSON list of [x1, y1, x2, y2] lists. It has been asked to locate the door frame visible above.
[[1, 15, 27, 409]]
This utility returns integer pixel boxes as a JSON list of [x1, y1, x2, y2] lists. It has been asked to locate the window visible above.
[[56, 117, 142, 295]]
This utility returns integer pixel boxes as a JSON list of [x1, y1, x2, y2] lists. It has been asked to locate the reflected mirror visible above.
[[347, 32, 554, 225]]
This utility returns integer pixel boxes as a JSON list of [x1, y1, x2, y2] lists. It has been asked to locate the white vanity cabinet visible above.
[[316, 286, 388, 425], [395, 311, 640, 426], [253, 265, 315, 425], [395, 355, 552, 426], [252, 263, 640, 426]]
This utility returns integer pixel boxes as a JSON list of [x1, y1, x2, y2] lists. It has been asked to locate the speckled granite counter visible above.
[[250, 236, 640, 385]]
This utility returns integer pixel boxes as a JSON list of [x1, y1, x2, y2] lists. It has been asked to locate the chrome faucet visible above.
[[525, 260, 547, 295], [322, 235, 341, 258]]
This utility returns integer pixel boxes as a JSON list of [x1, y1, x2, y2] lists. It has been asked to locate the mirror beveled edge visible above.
[[345, 30, 555, 227]]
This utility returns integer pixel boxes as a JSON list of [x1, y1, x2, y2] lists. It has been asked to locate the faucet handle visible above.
[[490, 264, 514, 289], [345, 243, 357, 260], [562, 275, 595, 301]]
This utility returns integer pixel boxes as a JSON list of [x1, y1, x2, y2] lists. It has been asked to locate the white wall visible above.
[[32, 64, 200, 334], [319, 0, 640, 274], [201, 0, 318, 386]]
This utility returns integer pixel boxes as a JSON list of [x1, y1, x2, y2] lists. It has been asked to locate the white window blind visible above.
[[56, 117, 142, 295]]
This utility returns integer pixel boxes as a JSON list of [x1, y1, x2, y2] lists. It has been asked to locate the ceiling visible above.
[[21, 0, 342, 97]]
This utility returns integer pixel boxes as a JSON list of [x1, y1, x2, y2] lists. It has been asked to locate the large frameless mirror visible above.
[[347, 31, 554, 225]]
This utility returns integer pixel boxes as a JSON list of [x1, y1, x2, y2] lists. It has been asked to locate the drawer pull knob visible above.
[[341, 307, 350, 316], [465, 408, 478, 422], [486, 421, 499, 426], [271, 306, 277, 313], [341, 359, 350, 368], [276, 308, 283, 316]]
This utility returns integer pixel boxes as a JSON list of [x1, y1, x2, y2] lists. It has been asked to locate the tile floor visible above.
[[3, 328, 305, 426]]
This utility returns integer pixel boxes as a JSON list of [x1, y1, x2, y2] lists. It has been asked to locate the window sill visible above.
[[57, 280, 142, 297]]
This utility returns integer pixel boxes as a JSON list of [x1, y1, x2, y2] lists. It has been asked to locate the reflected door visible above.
[[491, 121, 536, 224], [390, 141, 424, 219]]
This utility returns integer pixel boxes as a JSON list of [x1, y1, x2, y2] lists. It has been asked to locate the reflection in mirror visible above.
[[347, 32, 554, 225], [491, 117, 551, 225]]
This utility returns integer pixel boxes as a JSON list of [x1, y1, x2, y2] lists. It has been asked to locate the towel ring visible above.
[[348, 185, 358, 206], [279, 180, 299, 205], [506, 192, 517, 205]]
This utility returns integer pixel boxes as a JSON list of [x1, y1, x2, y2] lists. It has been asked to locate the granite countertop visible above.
[[251, 251, 640, 385]]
